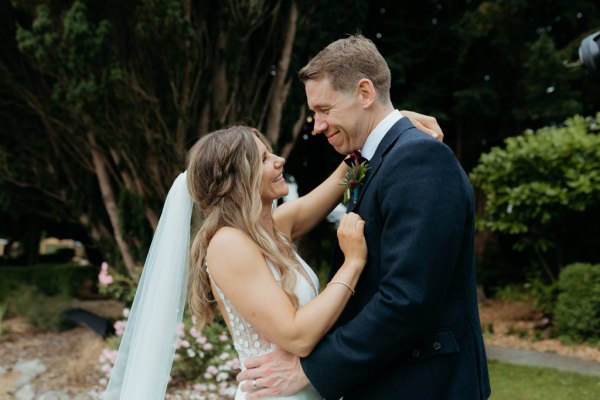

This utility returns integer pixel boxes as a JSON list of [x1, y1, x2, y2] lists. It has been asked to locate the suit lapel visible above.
[[346, 117, 414, 213]]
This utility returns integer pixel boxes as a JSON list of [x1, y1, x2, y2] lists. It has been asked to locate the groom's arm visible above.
[[300, 136, 470, 399]]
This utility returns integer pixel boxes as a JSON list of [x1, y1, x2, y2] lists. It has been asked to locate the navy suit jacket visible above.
[[300, 118, 491, 399]]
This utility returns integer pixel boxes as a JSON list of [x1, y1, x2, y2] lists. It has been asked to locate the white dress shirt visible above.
[[360, 109, 404, 160]]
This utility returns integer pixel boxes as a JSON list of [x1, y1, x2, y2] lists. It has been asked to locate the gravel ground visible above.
[[479, 298, 600, 362]]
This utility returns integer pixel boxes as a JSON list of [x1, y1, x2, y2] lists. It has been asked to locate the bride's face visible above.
[[254, 136, 288, 204]]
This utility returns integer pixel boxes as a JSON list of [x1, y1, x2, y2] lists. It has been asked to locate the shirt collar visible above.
[[360, 109, 403, 160]]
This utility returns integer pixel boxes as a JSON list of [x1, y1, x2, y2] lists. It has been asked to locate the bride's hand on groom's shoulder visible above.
[[401, 110, 444, 142], [236, 347, 310, 399]]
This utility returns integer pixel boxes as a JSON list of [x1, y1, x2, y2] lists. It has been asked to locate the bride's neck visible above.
[[260, 204, 276, 237]]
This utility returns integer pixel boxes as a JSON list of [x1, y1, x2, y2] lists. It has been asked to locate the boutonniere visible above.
[[341, 150, 369, 205]]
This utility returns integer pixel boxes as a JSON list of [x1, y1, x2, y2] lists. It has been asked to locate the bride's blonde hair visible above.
[[187, 125, 301, 329]]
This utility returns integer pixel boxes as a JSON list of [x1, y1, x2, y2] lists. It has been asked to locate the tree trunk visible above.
[[87, 132, 138, 278], [265, 0, 298, 144]]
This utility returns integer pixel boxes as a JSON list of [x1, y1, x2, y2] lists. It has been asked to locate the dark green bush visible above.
[[0, 263, 97, 300], [5, 285, 71, 331], [554, 263, 600, 343], [470, 114, 600, 281]]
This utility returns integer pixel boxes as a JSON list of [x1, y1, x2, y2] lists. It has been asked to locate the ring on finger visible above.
[[252, 379, 258, 390]]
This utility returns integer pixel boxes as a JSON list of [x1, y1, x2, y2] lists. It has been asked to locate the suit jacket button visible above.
[[433, 341, 442, 351], [412, 349, 420, 358]]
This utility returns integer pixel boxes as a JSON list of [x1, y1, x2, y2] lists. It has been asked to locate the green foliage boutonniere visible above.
[[341, 150, 369, 205]]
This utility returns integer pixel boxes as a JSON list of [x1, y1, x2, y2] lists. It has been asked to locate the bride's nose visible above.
[[274, 156, 285, 168]]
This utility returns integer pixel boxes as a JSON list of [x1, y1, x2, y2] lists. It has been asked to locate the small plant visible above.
[[98, 308, 239, 398], [554, 263, 600, 344], [0, 302, 8, 340], [493, 283, 531, 303], [5, 286, 70, 331], [97, 261, 137, 306], [97, 262, 240, 398]]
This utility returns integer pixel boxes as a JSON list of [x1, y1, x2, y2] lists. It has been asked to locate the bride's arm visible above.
[[274, 110, 444, 240], [274, 160, 347, 241], [206, 215, 366, 358]]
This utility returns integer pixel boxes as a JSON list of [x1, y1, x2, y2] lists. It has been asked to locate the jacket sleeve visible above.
[[300, 136, 471, 399]]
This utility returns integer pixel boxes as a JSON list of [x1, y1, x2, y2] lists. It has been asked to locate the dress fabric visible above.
[[212, 253, 323, 400]]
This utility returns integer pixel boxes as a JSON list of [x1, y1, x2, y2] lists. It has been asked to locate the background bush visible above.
[[0, 263, 97, 300], [554, 263, 600, 343], [4, 285, 71, 331], [471, 114, 600, 283]]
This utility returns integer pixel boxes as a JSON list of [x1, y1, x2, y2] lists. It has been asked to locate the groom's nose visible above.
[[313, 115, 328, 134]]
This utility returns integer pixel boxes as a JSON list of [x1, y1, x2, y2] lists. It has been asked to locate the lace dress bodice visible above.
[[213, 253, 319, 360], [211, 253, 323, 400]]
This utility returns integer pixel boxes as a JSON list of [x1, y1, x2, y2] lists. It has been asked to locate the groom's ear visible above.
[[356, 79, 376, 108]]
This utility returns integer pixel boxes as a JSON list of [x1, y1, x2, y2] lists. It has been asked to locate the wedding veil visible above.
[[104, 171, 193, 399]]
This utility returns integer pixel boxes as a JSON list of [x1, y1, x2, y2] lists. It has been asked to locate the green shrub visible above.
[[0, 263, 96, 300], [5, 285, 70, 331], [0, 302, 8, 339], [554, 263, 600, 343], [471, 114, 600, 280]]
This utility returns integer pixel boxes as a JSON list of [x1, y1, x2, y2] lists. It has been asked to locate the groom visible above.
[[238, 34, 491, 400]]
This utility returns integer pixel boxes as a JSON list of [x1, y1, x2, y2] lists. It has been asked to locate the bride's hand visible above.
[[401, 110, 444, 141], [337, 212, 367, 270]]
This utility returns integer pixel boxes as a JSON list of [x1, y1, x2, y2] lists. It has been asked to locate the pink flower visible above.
[[219, 333, 229, 342], [175, 323, 185, 338], [202, 343, 213, 351], [180, 340, 190, 348], [197, 335, 207, 344], [189, 327, 201, 338], [231, 358, 241, 369], [114, 320, 127, 337], [102, 348, 118, 364], [207, 365, 219, 375], [193, 383, 208, 392], [98, 262, 114, 286]]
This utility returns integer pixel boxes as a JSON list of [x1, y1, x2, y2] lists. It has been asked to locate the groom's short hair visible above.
[[298, 34, 391, 103]]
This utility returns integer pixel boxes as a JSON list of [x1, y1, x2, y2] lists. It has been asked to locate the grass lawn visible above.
[[489, 360, 600, 399]]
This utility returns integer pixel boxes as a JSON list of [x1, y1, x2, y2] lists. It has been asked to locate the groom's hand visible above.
[[237, 347, 310, 399]]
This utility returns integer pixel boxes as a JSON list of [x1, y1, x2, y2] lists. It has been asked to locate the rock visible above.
[[73, 390, 102, 400], [38, 391, 72, 400], [14, 359, 46, 386], [14, 383, 35, 400]]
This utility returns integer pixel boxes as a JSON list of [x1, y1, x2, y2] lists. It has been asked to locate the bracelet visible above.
[[327, 281, 355, 296]]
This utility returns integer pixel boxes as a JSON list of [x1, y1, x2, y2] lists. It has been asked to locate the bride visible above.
[[188, 126, 367, 399], [104, 115, 440, 399], [104, 125, 366, 400]]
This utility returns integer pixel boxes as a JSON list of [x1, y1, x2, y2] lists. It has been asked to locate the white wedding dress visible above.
[[212, 254, 323, 400]]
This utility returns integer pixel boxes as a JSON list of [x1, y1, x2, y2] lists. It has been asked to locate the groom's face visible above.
[[305, 78, 366, 155]]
